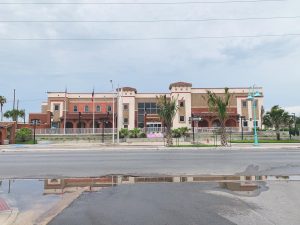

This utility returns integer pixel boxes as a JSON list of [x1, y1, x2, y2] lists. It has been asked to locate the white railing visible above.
[[35, 128, 117, 135], [142, 127, 164, 133], [194, 127, 250, 133], [34, 127, 250, 135]]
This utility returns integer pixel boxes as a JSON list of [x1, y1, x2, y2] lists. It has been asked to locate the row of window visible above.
[[54, 104, 112, 113], [73, 105, 112, 113]]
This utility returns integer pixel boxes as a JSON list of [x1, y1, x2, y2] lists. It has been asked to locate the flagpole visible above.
[[117, 84, 120, 144], [92, 88, 95, 134], [64, 88, 67, 135]]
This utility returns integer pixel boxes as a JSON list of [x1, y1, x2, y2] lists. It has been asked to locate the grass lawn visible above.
[[15, 140, 38, 144], [170, 144, 215, 147], [231, 139, 300, 143]]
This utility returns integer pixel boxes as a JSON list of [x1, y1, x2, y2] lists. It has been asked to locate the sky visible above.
[[0, 0, 300, 118]]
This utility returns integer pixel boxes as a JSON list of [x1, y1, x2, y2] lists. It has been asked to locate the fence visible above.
[[34, 127, 249, 135], [35, 128, 117, 135]]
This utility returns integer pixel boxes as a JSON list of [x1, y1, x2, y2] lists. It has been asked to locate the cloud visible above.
[[0, 0, 300, 115], [284, 106, 300, 116]]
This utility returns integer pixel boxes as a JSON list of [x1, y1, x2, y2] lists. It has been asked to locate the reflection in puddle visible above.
[[0, 175, 299, 224], [43, 174, 300, 194]]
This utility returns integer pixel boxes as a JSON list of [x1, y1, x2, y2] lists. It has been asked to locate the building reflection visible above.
[[43, 175, 274, 194]]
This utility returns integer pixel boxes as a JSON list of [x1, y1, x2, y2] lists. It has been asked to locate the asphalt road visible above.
[[1, 149, 300, 178], [49, 182, 300, 225]]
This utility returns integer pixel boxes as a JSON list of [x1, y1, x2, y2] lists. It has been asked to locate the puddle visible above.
[[1, 175, 300, 224]]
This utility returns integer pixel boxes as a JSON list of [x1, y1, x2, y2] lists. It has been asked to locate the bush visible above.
[[16, 128, 32, 142], [172, 127, 190, 138], [172, 128, 181, 138], [129, 128, 141, 138], [119, 128, 129, 138], [139, 132, 147, 138]]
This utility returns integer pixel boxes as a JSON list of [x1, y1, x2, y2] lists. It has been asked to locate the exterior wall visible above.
[[30, 85, 264, 131], [170, 86, 192, 129], [0, 122, 16, 145], [118, 89, 136, 130]]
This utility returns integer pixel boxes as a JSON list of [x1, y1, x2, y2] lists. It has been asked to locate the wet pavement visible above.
[[0, 175, 300, 225]]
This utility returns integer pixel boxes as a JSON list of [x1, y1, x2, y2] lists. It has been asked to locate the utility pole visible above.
[[13, 89, 16, 110], [110, 80, 115, 144], [16, 99, 19, 123]]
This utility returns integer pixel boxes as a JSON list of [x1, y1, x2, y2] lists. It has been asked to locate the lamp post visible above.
[[100, 112, 110, 143], [237, 114, 246, 141], [290, 113, 296, 139], [247, 85, 261, 146], [110, 80, 115, 144], [31, 119, 40, 144], [78, 112, 82, 134]]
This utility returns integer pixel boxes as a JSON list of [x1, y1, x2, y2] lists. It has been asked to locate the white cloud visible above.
[[284, 106, 300, 116], [0, 0, 300, 114]]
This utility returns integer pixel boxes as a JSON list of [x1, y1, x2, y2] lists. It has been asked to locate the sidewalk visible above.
[[0, 142, 300, 152]]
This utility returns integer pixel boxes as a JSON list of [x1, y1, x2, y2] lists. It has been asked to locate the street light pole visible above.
[[31, 119, 39, 144], [247, 85, 261, 146], [110, 80, 115, 144]]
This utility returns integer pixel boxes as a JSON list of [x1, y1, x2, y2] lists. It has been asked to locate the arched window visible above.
[[73, 105, 78, 112], [96, 105, 101, 112], [85, 105, 89, 112], [107, 105, 112, 112]]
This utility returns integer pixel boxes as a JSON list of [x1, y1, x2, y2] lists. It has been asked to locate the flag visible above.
[[92, 89, 95, 102]]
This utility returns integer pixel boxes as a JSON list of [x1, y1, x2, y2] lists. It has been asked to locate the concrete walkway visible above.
[[0, 142, 300, 152]]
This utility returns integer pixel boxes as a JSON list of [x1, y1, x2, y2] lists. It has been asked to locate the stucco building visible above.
[[29, 82, 264, 132]]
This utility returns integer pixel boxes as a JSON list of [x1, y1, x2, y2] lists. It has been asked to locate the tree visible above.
[[4, 109, 25, 122], [157, 95, 178, 146], [263, 105, 291, 140], [0, 96, 6, 121], [16, 128, 32, 142], [205, 87, 231, 146]]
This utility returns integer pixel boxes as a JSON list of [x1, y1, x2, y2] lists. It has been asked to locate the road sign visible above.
[[189, 117, 202, 122]]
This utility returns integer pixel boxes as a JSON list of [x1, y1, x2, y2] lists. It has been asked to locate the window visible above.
[[124, 118, 129, 124], [31, 119, 41, 125], [179, 116, 185, 122], [84, 105, 89, 112], [242, 101, 247, 108], [54, 105, 59, 111], [123, 104, 129, 111], [96, 105, 101, 112], [137, 102, 159, 128], [243, 121, 248, 127], [179, 101, 185, 107], [124, 125, 128, 129], [107, 105, 112, 112], [253, 121, 258, 127], [73, 105, 78, 112]]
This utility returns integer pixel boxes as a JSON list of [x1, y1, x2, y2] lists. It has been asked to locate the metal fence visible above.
[[35, 128, 117, 135], [34, 127, 249, 135]]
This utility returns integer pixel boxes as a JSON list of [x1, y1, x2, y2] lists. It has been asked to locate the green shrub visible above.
[[139, 132, 147, 138], [16, 128, 32, 142], [119, 128, 129, 138], [129, 128, 141, 138], [172, 128, 181, 138]]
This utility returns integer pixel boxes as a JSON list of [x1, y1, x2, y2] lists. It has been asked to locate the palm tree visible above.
[[4, 109, 25, 122], [205, 87, 231, 146], [0, 96, 6, 121], [263, 105, 291, 140], [157, 95, 178, 146], [129, 128, 141, 138]]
